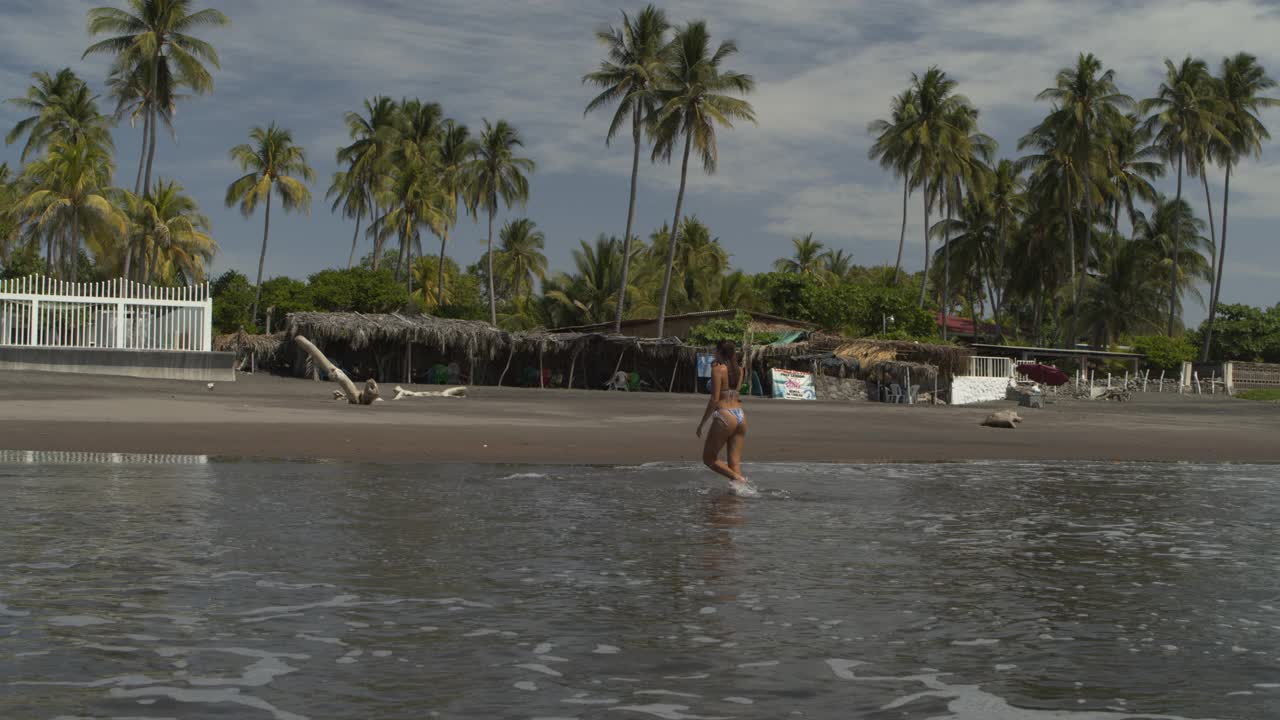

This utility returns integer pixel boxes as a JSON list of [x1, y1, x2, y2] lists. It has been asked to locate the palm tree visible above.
[[902, 67, 981, 309], [327, 169, 369, 270], [823, 248, 854, 284], [985, 159, 1027, 339], [1200, 54, 1278, 360], [868, 88, 920, 284], [18, 137, 123, 281], [650, 20, 755, 338], [933, 102, 995, 340], [432, 119, 475, 310], [84, 0, 228, 197], [1141, 57, 1223, 336], [544, 235, 628, 325], [1082, 231, 1167, 344], [119, 179, 216, 284], [105, 57, 178, 194], [1103, 113, 1164, 229], [376, 154, 449, 297], [468, 119, 535, 325], [5, 69, 113, 162], [495, 218, 548, 302], [1035, 53, 1132, 339], [224, 123, 314, 324], [0, 164, 18, 266], [583, 4, 671, 332], [1131, 196, 1212, 324], [773, 233, 826, 275], [337, 96, 399, 270]]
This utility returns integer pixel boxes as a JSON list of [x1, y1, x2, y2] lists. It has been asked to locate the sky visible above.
[[4, 0, 1280, 323]]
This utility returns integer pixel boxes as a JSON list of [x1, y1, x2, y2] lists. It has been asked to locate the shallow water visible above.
[[2, 456, 1278, 719]]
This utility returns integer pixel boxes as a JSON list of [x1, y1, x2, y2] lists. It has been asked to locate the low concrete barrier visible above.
[[0, 346, 235, 382]]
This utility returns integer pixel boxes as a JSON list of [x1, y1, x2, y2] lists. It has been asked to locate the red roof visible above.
[[936, 312, 998, 337]]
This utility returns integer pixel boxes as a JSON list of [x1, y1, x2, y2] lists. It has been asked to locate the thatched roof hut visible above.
[[281, 311, 705, 389], [213, 329, 286, 369], [287, 312, 508, 360]]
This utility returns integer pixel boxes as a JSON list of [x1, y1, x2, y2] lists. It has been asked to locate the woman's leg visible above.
[[726, 418, 747, 481], [702, 412, 744, 482]]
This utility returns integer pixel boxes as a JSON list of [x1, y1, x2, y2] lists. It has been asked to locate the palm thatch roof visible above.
[[833, 339, 971, 379], [284, 312, 702, 362], [213, 329, 285, 361], [287, 312, 508, 359]]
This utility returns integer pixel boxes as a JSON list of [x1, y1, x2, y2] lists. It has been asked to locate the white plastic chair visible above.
[[885, 383, 904, 404]]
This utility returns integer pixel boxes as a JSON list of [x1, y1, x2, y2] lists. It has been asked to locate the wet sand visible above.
[[0, 372, 1275, 464]]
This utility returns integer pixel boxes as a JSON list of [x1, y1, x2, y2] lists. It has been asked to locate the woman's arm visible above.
[[697, 366, 723, 436]]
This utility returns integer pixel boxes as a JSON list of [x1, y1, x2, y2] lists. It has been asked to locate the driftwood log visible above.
[[393, 385, 468, 400], [981, 410, 1023, 429], [295, 335, 380, 405]]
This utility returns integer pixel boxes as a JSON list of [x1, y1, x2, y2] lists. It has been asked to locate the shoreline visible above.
[[0, 372, 1276, 465]]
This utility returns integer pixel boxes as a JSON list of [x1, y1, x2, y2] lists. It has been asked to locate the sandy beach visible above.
[[0, 371, 1274, 464]]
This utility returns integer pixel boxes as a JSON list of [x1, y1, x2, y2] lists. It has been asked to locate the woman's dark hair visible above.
[[715, 339, 737, 363]]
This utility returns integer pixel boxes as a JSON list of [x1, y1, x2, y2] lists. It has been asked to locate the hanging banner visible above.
[[771, 368, 816, 400], [697, 353, 716, 379]]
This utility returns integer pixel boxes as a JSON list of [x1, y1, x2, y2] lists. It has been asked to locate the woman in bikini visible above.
[[696, 340, 751, 492]]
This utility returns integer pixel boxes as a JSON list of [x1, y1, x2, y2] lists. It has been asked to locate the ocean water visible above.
[[1, 455, 1278, 719]]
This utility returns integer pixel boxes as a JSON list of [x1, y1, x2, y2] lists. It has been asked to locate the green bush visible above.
[[211, 270, 257, 334], [1129, 334, 1195, 373], [1198, 303, 1280, 363], [751, 272, 936, 338], [687, 311, 779, 347], [307, 267, 407, 314], [258, 276, 313, 332]]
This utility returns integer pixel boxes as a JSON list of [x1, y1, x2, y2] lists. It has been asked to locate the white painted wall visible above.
[[951, 376, 1012, 405]]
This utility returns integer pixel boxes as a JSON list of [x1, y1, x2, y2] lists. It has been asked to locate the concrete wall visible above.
[[951, 376, 1011, 405], [815, 375, 868, 402], [0, 346, 235, 382]]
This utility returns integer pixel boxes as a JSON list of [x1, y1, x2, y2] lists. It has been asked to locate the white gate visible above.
[[0, 275, 212, 352]]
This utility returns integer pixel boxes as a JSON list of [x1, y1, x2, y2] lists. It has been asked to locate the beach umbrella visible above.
[[1016, 363, 1070, 386]]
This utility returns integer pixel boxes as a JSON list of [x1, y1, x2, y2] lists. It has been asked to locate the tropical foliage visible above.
[[3, 3, 1275, 358]]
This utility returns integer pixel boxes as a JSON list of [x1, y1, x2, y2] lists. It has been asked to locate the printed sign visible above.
[[771, 368, 816, 400], [697, 353, 715, 378]]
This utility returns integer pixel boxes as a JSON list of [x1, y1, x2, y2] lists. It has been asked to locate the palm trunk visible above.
[[613, 108, 643, 333], [251, 190, 273, 326], [942, 196, 952, 341], [134, 107, 149, 195], [68, 223, 79, 283], [143, 103, 157, 197], [656, 127, 693, 339], [1168, 151, 1183, 337], [917, 185, 931, 308], [1064, 186, 1076, 293], [371, 199, 383, 271], [1071, 183, 1092, 347], [45, 233, 54, 277], [1200, 169, 1217, 325], [437, 229, 449, 310], [346, 205, 363, 270], [1201, 160, 1231, 361], [487, 205, 497, 326], [892, 174, 908, 286], [405, 229, 414, 297], [122, 242, 133, 282]]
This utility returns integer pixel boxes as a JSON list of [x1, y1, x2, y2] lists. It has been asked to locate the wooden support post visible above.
[[612, 345, 627, 379], [498, 346, 515, 387], [669, 357, 680, 393], [567, 350, 577, 390], [539, 345, 544, 389]]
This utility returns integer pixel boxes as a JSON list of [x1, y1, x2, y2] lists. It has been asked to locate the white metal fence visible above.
[[0, 275, 212, 352], [966, 356, 1014, 378]]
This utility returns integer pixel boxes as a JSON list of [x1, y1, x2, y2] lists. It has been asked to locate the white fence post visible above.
[[0, 274, 211, 353], [29, 299, 39, 346]]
